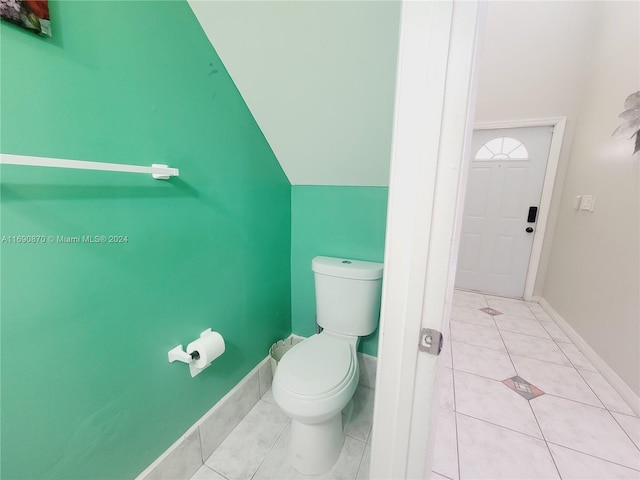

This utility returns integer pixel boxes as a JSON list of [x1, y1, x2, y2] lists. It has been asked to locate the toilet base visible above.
[[288, 415, 344, 475]]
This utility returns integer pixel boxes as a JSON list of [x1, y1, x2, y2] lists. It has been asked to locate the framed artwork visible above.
[[1, 0, 51, 36]]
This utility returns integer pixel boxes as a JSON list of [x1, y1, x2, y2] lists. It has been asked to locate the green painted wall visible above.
[[0, 2, 290, 479], [290, 186, 388, 356]]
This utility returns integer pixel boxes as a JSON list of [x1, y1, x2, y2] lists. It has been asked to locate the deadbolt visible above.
[[526, 227, 534, 233]]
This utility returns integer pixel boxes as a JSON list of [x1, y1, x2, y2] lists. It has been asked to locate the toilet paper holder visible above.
[[168, 345, 200, 364], [168, 328, 225, 377]]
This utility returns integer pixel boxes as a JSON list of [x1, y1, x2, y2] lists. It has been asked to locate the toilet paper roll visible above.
[[187, 330, 225, 369]]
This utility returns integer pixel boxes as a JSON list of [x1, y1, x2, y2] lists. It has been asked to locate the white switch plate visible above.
[[579, 194, 595, 212]]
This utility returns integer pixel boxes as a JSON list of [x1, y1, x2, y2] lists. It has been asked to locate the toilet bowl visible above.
[[272, 332, 359, 475], [271, 256, 383, 475]]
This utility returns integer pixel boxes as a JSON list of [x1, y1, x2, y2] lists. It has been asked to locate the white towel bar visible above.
[[0, 154, 179, 180]]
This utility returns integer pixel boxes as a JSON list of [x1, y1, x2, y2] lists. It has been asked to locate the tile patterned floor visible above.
[[434, 290, 640, 480], [191, 386, 374, 480], [190, 290, 639, 480]]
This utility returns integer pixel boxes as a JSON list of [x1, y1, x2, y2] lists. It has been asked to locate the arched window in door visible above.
[[475, 136, 529, 161]]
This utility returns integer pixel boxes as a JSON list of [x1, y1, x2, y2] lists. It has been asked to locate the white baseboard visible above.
[[537, 297, 640, 416]]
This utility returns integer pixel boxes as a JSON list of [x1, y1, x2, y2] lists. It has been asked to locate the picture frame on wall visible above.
[[1, 0, 51, 36]]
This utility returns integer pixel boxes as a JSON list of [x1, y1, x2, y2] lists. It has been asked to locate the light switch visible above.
[[574, 196, 582, 210], [579, 194, 595, 212]]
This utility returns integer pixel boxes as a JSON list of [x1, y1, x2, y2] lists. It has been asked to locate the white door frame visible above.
[[370, 1, 485, 478], [473, 118, 566, 301]]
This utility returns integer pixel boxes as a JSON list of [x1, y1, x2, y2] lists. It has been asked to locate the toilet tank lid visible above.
[[312, 256, 383, 280]]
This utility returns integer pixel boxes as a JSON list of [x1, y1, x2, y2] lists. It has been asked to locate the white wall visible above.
[[542, 1, 640, 395], [475, 1, 598, 123], [474, 1, 600, 296], [188, 0, 401, 186]]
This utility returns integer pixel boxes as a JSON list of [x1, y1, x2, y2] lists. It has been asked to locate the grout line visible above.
[[453, 406, 462, 480], [197, 424, 206, 465], [556, 346, 599, 373], [573, 367, 608, 410], [449, 338, 509, 356], [491, 313, 519, 377], [449, 337, 461, 480], [346, 431, 370, 443], [610, 410, 640, 420], [526, 389, 563, 479], [452, 292, 489, 480], [451, 367, 513, 385], [553, 341, 588, 371], [606, 409, 640, 452], [535, 392, 609, 411], [248, 421, 289, 480], [540, 322, 572, 343], [450, 317, 498, 329], [354, 438, 369, 480], [508, 352, 581, 369], [494, 326, 555, 341], [525, 302, 538, 317], [573, 367, 637, 417], [209, 465, 233, 480], [432, 470, 456, 480], [545, 441, 640, 472], [455, 411, 546, 442], [449, 335, 507, 354]]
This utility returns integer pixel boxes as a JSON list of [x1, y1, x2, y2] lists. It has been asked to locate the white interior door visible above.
[[455, 126, 553, 298]]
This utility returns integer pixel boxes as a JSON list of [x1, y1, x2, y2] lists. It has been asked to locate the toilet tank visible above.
[[312, 256, 384, 336]]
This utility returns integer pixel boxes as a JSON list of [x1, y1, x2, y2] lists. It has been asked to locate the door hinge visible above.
[[419, 328, 443, 356]]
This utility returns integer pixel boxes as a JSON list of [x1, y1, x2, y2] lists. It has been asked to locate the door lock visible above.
[[526, 227, 534, 233]]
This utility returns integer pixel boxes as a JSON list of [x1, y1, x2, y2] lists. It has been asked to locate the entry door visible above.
[[455, 126, 553, 298]]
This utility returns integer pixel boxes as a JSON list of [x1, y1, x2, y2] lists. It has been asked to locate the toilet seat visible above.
[[276, 334, 355, 399]]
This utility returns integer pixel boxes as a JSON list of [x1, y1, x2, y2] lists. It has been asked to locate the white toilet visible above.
[[272, 256, 383, 475]]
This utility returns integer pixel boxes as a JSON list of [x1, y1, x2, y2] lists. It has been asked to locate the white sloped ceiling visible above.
[[188, 0, 401, 186]]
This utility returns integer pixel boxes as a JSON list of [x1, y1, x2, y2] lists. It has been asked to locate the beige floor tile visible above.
[[531, 395, 640, 470], [253, 425, 366, 480], [511, 355, 603, 407], [612, 412, 640, 450], [450, 305, 497, 328], [452, 290, 488, 309], [548, 443, 640, 479], [579, 370, 636, 416], [452, 341, 516, 380], [557, 342, 597, 372], [501, 331, 572, 367], [494, 315, 551, 339], [345, 385, 375, 443], [205, 400, 288, 480], [432, 409, 459, 480], [454, 371, 542, 438], [450, 322, 506, 353], [457, 414, 559, 479]]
